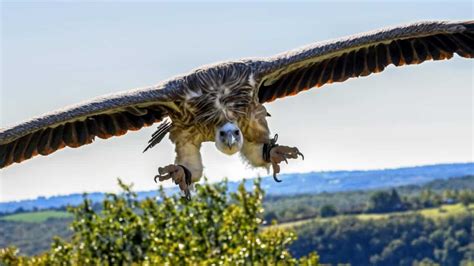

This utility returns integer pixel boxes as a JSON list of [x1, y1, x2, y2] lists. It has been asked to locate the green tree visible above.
[[319, 204, 338, 218], [291, 213, 473, 265], [419, 189, 443, 208], [367, 189, 405, 213], [459, 190, 474, 207], [0, 179, 319, 265]]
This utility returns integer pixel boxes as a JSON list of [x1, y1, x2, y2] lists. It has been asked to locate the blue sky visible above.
[[1, 1, 472, 202]]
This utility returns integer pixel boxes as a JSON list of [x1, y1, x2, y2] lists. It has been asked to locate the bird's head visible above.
[[215, 122, 243, 155]]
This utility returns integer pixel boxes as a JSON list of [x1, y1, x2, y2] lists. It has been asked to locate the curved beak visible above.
[[226, 134, 236, 148]]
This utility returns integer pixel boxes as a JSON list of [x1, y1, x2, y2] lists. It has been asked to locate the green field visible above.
[[0, 211, 72, 223], [274, 203, 474, 229]]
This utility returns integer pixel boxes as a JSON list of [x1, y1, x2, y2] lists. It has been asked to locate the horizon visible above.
[[1, 161, 472, 203], [1, 2, 472, 202]]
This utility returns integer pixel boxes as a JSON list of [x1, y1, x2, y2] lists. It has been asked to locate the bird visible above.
[[1, 20, 473, 199]]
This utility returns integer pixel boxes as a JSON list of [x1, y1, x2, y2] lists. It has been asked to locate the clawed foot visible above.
[[154, 164, 192, 200], [270, 145, 304, 182]]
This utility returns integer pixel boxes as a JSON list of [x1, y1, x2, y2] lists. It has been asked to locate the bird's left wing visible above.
[[0, 80, 183, 169], [252, 20, 473, 103]]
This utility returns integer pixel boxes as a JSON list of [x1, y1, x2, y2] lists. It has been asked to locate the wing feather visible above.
[[0, 83, 180, 168], [252, 20, 474, 103]]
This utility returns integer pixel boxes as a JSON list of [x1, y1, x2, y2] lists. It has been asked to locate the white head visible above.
[[215, 122, 243, 155]]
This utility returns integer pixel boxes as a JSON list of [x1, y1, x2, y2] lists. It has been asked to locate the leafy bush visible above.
[[0, 179, 318, 265]]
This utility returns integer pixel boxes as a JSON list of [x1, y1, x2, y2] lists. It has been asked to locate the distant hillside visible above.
[[263, 175, 474, 223], [256, 162, 473, 195], [1, 162, 472, 214], [274, 203, 474, 229]]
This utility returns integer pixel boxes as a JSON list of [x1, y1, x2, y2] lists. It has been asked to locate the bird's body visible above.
[[1, 20, 473, 198], [165, 62, 259, 143], [155, 63, 273, 187]]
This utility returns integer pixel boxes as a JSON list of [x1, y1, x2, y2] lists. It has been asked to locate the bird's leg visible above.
[[153, 138, 203, 200], [154, 164, 192, 200], [263, 134, 304, 182], [242, 104, 303, 181]]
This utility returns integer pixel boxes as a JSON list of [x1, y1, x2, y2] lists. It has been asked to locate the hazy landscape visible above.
[[1, 162, 471, 213], [1, 163, 473, 264]]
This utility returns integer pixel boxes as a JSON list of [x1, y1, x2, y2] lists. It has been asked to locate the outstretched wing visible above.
[[253, 20, 473, 103], [0, 81, 182, 168]]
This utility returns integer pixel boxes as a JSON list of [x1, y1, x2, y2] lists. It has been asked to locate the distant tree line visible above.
[[264, 176, 474, 223], [291, 213, 474, 265], [366, 188, 474, 214], [0, 205, 70, 218]]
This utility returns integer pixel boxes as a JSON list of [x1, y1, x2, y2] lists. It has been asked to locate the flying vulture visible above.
[[1, 20, 473, 199]]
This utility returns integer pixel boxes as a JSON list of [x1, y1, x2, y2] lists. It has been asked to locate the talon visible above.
[[183, 189, 192, 201], [297, 151, 304, 160], [268, 144, 304, 183], [273, 172, 282, 182], [271, 162, 282, 182], [154, 174, 169, 183], [158, 167, 165, 175]]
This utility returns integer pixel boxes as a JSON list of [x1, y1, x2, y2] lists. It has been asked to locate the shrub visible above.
[[1, 179, 319, 265]]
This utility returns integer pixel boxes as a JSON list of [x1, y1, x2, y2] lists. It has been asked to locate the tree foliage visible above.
[[366, 189, 406, 213], [264, 176, 474, 223], [0, 218, 72, 257], [291, 213, 474, 265], [0, 179, 318, 265], [319, 205, 338, 218]]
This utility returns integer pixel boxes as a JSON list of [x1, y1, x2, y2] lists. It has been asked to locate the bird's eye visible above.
[[219, 131, 225, 137], [234, 130, 239, 135]]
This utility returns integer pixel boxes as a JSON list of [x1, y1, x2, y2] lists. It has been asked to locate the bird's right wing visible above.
[[0, 80, 183, 169]]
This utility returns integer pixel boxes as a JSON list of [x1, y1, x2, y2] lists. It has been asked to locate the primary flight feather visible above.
[[1, 20, 473, 199]]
